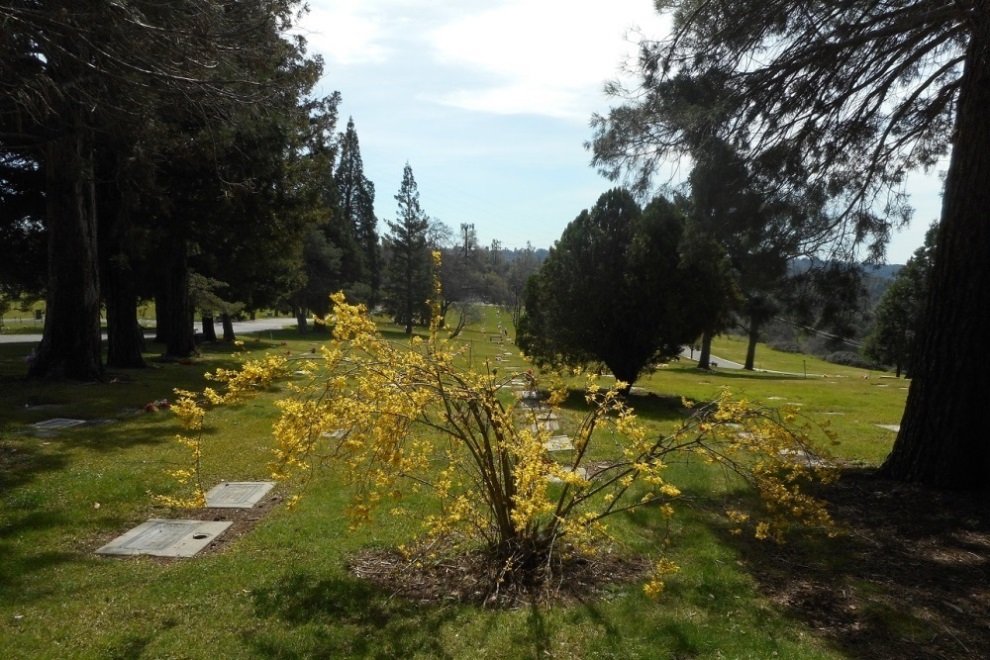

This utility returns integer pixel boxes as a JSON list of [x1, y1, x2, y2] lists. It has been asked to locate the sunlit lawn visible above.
[[0, 311, 907, 659]]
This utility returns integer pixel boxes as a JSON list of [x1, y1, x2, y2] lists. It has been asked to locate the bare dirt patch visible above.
[[349, 546, 651, 608]]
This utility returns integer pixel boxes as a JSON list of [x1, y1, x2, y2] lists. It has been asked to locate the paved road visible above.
[[678, 347, 745, 370], [0, 317, 297, 345]]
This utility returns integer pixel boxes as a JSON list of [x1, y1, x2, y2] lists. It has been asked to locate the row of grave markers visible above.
[[94, 482, 274, 558], [33, 365, 899, 558]]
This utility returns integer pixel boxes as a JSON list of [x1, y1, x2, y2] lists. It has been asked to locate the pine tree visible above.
[[384, 164, 432, 334], [334, 118, 380, 301]]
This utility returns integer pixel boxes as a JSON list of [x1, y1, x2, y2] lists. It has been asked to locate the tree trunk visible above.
[[881, 18, 990, 490], [295, 306, 309, 333], [221, 313, 235, 342], [106, 259, 146, 369], [103, 172, 145, 369], [163, 239, 195, 358], [202, 315, 217, 342], [154, 285, 170, 344], [744, 316, 760, 371], [29, 127, 105, 381], [697, 329, 714, 370]]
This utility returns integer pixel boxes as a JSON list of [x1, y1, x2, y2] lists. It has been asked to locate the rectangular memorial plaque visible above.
[[32, 418, 87, 429], [549, 467, 587, 483], [544, 435, 574, 451], [96, 519, 231, 557], [529, 420, 560, 432], [205, 481, 275, 509]]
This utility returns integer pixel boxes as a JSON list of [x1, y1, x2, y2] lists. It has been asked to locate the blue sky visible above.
[[297, 0, 943, 264]]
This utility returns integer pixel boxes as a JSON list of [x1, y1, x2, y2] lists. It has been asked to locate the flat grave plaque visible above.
[[876, 424, 900, 432], [32, 418, 87, 429], [544, 435, 574, 452], [549, 467, 587, 483], [96, 519, 231, 557], [205, 481, 275, 509], [529, 420, 560, 432]]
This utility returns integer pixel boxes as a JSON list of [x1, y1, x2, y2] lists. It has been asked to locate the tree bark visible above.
[[295, 306, 309, 333], [163, 239, 195, 358], [102, 166, 145, 369], [221, 313, 235, 342], [881, 16, 990, 490], [744, 316, 760, 371], [154, 285, 170, 345], [202, 315, 217, 342], [697, 329, 714, 370], [29, 125, 105, 381]]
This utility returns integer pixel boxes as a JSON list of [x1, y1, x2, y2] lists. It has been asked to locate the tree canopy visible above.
[[590, 0, 990, 489], [517, 189, 703, 386], [1, 1, 329, 378]]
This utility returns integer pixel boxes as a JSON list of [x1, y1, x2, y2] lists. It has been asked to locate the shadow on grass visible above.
[[698, 468, 990, 659], [0, 509, 75, 602], [0, 432, 70, 492], [249, 571, 461, 658], [551, 387, 689, 425]]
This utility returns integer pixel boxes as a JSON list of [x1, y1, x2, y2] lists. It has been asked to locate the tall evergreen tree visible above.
[[334, 118, 380, 302], [518, 189, 703, 387], [1, 0, 321, 379], [864, 224, 938, 378], [384, 163, 432, 335]]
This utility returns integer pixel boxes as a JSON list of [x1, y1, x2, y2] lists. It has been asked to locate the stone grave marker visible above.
[[32, 418, 87, 429], [529, 420, 560, 433], [876, 424, 900, 432], [549, 466, 587, 483], [96, 519, 231, 557], [205, 481, 275, 509], [544, 435, 574, 451]]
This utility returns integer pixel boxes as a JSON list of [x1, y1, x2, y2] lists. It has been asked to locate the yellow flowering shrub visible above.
[[166, 265, 837, 594]]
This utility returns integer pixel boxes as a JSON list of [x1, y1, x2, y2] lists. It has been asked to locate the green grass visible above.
[[0, 313, 908, 659]]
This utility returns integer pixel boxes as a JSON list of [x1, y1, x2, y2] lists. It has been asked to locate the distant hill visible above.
[[790, 257, 902, 280]]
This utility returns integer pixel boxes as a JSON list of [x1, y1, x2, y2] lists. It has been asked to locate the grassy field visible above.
[[0, 312, 909, 659]]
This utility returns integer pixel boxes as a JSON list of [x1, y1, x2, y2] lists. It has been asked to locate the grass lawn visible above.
[[0, 313, 928, 659]]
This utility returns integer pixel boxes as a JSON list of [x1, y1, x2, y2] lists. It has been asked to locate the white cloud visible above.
[[295, 1, 390, 65], [428, 0, 669, 120]]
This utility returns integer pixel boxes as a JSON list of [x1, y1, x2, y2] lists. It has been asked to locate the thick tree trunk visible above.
[[881, 19, 990, 490], [154, 286, 170, 344], [744, 316, 760, 371], [697, 329, 714, 370], [29, 128, 105, 381], [221, 313, 235, 342], [295, 306, 309, 333], [106, 260, 146, 368], [202, 315, 217, 343], [163, 240, 195, 358], [103, 177, 145, 369]]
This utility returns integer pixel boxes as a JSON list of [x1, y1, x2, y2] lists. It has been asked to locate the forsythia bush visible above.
[[168, 286, 837, 596]]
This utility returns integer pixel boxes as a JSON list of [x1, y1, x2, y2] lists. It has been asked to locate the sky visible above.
[[296, 0, 944, 265]]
